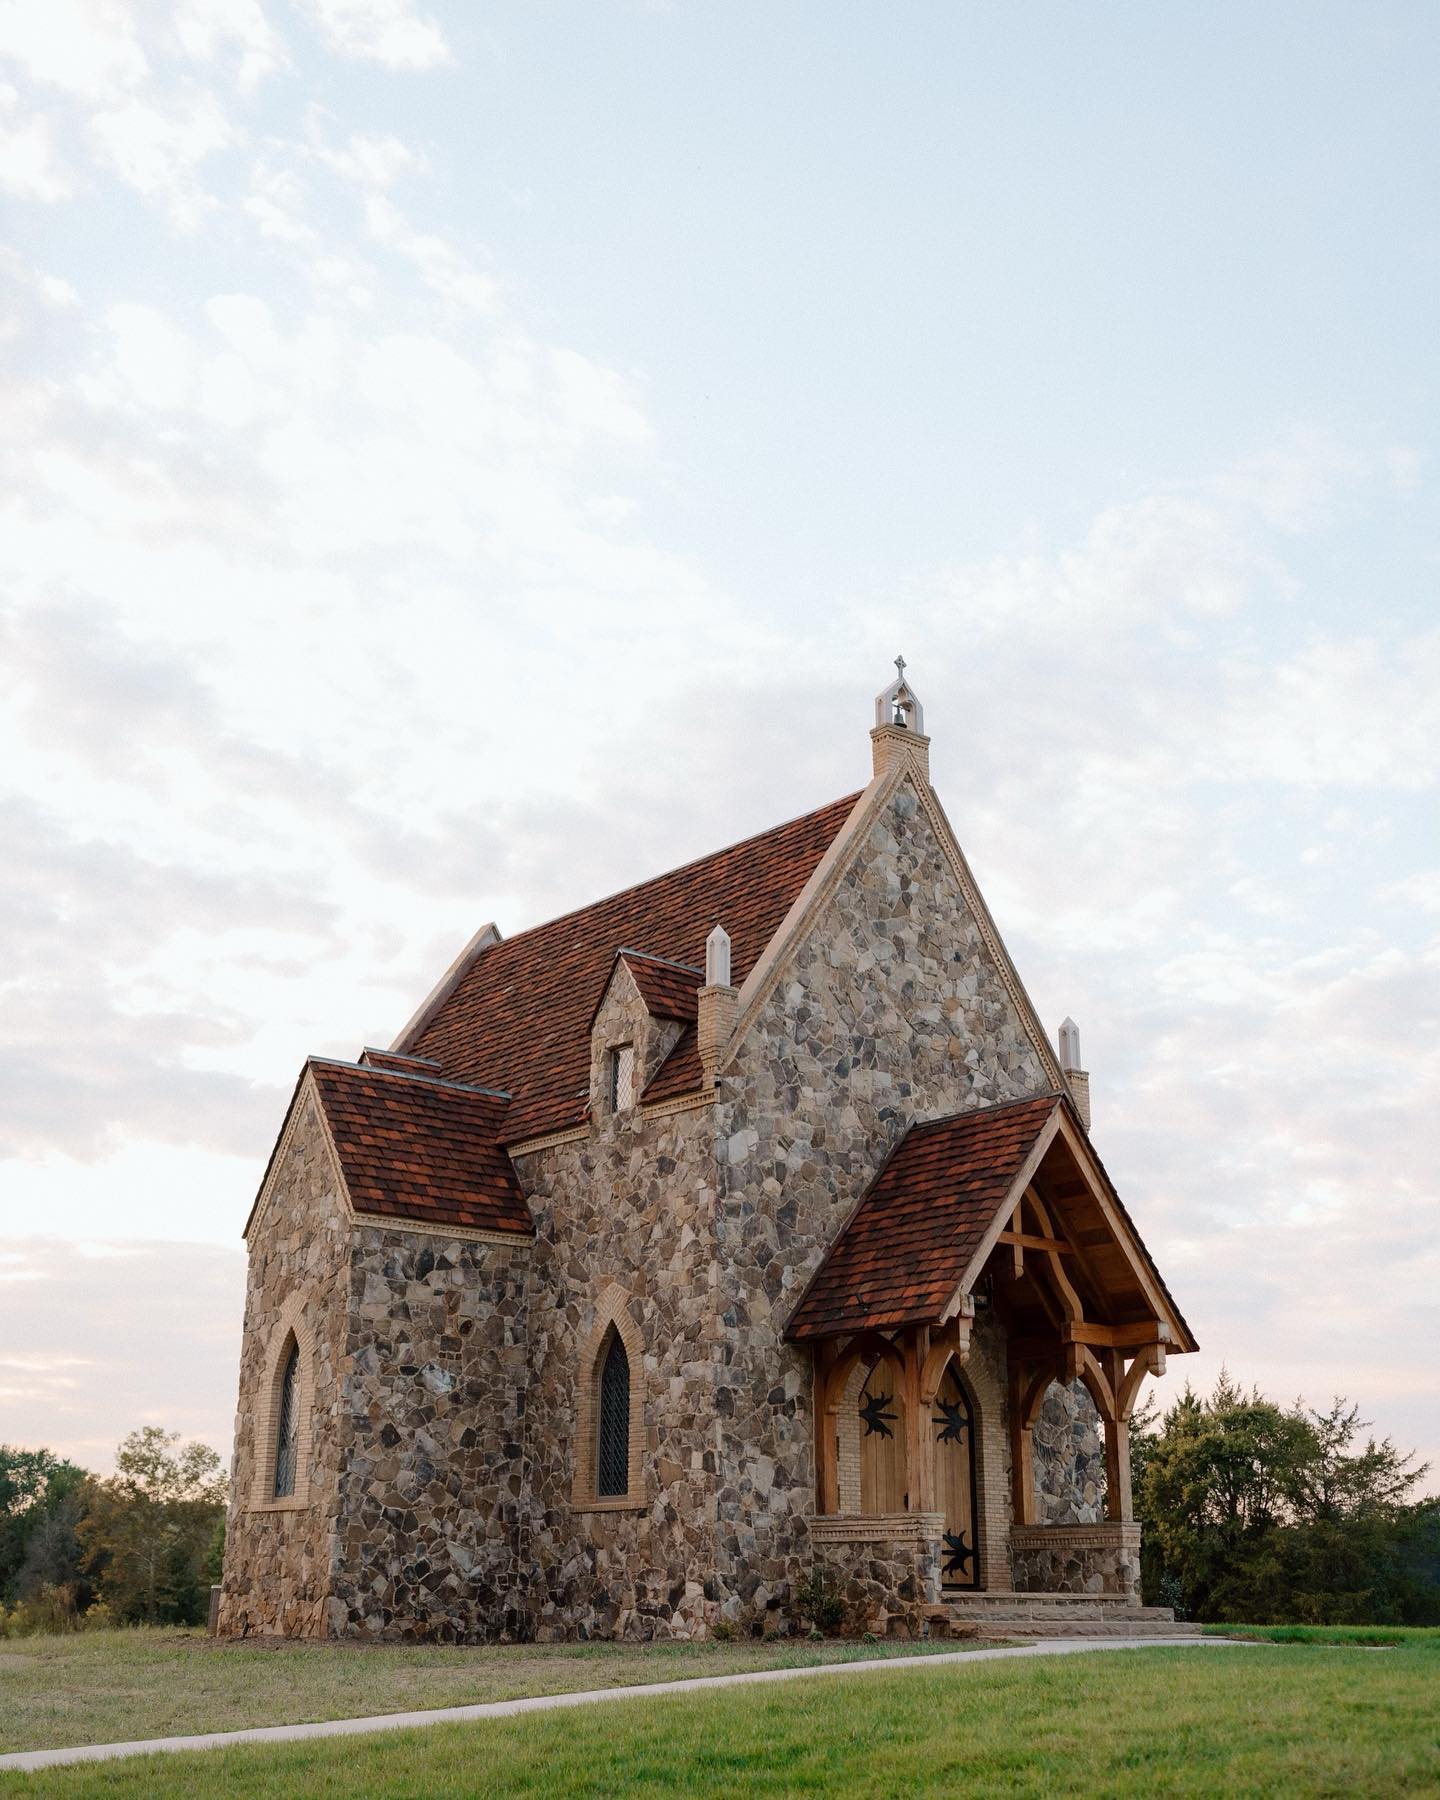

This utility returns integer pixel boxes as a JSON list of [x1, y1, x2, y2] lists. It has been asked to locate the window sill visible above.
[[249, 1495, 312, 1514], [574, 1495, 647, 1514]]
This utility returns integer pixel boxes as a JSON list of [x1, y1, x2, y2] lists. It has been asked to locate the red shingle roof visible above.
[[408, 793, 861, 1141], [308, 1059, 533, 1237], [642, 1024, 703, 1103], [618, 950, 703, 1022], [786, 1094, 1061, 1339]]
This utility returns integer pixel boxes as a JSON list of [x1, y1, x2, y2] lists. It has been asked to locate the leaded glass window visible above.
[[597, 1330, 630, 1497], [610, 1045, 635, 1113], [273, 1339, 300, 1498]]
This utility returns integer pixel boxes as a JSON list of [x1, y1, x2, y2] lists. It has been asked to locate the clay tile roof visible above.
[[617, 950, 703, 1022], [407, 792, 861, 1143], [786, 1094, 1062, 1340], [641, 1024, 703, 1104], [307, 1059, 533, 1237]]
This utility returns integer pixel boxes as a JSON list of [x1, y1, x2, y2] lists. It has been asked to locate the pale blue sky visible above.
[[0, 1, 1436, 1480]]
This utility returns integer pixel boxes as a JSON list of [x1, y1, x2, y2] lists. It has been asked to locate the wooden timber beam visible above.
[[1008, 1321, 1168, 1359], [1117, 1343, 1167, 1421], [814, 1340, 841, 1515], [919, 1316, 969, 1405], [902, 1325, 931, 1513], [998, 1230, 1074, 1255], [1023, 1189, 1084, 1324]]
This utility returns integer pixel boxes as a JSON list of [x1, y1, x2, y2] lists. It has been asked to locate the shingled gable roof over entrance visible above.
[[400, 792, 862, 1143], [786, 1094, 1062, 1340], [785, 1093, 1197, 1348]]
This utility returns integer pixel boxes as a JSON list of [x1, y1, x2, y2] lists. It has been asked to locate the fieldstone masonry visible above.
[[1032, 1379, 1108, 1525], [809, 1513, 943, 1636], [222, 746, 1176, 1641]]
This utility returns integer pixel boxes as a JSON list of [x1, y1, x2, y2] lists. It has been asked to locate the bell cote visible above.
[[870, 655, 931, 781]]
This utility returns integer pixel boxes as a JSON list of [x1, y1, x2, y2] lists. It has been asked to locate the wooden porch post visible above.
[[815, 1343, 840, 1515], [1103, 1416, 1133, 1523], [901, 1326, 931, 1512], [1009, 1365, 1035, 1526]]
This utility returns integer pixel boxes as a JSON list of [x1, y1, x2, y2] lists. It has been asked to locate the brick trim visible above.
[[507, 1125, 590, 1158], [810, 1511, 944, 1545], [249, 1292, 317, 1511], [350, 1212, 532, 1248], [1009, 1523, 1142, 1552], [637, 1090, 714, 1121], [571, 1281, 646, 1511]]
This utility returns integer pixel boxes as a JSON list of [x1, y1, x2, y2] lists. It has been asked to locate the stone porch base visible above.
[[1009, 1522, 1142, 1599], [810, 1512, 943, 1636]]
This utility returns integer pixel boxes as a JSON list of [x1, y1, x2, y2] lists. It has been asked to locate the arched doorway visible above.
[[933, 1366, 980, 1590], [858, 1361, 906, 1512]]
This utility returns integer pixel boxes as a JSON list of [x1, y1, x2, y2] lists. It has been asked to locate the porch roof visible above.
[[783, 1093, 1196, 1350]]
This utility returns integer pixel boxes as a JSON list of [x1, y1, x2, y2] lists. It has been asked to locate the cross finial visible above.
[[894, 654, 906, 682]]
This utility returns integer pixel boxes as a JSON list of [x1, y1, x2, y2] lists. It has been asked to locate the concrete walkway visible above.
[[1, 1637, 1241, 1774]]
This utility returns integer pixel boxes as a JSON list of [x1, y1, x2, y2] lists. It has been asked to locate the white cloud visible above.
[[88, 89, 236, 225], [1382, 871, 1440, 915], [362, 192, 496, 309], [0, 84, 72, 200], [174, 0, 286, 90], [0, 0, 148, 101], [313, 125, 427, 188], [301, 0, 450, 69]]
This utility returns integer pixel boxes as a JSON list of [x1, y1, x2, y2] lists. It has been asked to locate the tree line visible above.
[[1134, 1373, 1440, 1624], [0, 1427, 226, 1635]]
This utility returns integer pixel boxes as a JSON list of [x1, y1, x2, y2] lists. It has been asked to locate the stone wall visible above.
[[1032, 1379, 1107, 1525], [709, 774, 1051, 1619], [1010, 1523, 1141, 1598], [809, 1514, 943, 1636], [513, 966, 724, 1641], [326, 1224, 530, 1641], [219, 1090, 352, 1638]]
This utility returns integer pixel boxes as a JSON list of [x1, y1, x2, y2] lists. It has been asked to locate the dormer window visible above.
[[609, 1044, 635, 1112]]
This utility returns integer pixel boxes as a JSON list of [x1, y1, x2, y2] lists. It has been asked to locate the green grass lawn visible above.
[[0, 1627, 972, 1755], [1205, 1621, 1440, 1650], [4, 1641, 1438, 1797]]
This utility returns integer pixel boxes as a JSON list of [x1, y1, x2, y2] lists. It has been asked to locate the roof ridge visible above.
[[618, 947, 705, 975], [307, 1057, 513, 1103], [485, 792, 863, 952]]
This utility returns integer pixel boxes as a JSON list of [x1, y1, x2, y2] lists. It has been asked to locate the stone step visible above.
[[943, 1620, 1202, 1648], [971, 1620, 1205, 1640], [944, 1602, 1177, 1622], [943, 1590, 1162, 1610]]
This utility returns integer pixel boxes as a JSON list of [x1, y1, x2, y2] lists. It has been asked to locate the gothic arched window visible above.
[[597, 1329, 630, 1498], [273, 1337, 301, 1499]]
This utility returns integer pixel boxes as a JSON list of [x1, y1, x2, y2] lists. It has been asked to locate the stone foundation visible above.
[[1009, 1522, 1142, 1599], [810, 1513, 943, 1636]]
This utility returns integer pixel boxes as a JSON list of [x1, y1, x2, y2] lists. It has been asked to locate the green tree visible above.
[[0, 1446, 88, 1605], [79, 1428, 228, 1627], [1136, 1374, 1437, 1625]]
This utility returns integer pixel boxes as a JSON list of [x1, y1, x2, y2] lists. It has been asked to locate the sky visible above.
[[1, 1, 1437, 1486]]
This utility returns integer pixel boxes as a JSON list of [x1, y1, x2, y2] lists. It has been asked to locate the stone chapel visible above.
[[219, 667, 1197, 1642]]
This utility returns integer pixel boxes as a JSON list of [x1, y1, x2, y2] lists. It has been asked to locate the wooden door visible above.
[[933, 1367, 980, 1588], [858, 1362, 906, 1513]]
